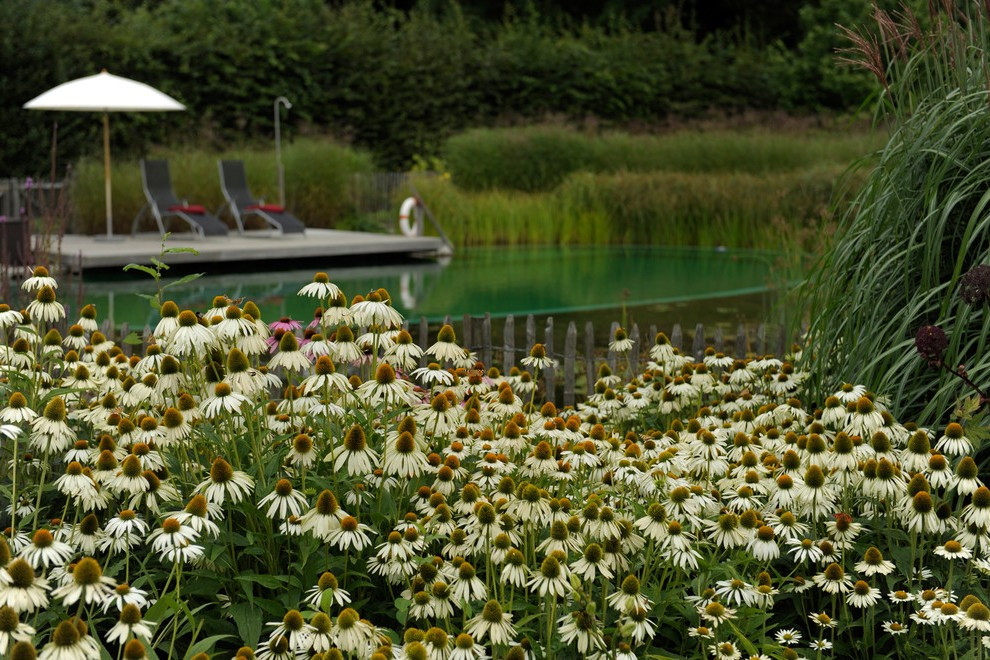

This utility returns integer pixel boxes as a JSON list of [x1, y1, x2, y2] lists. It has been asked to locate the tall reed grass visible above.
[[414, 165, 863, 254], [70, 139, 373, 235], [800, 2, 990, 422], [444, 125, 883, 191]]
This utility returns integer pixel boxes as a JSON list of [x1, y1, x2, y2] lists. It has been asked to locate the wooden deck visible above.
[[54, 229, 448, 272]]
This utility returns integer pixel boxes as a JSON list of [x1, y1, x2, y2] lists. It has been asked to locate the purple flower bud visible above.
[[959, 264, 990, 306], [915, 325, 947, 367], [23, 177, 32, 190]]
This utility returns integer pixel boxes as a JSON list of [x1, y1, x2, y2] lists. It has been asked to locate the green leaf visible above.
[[229, 602, 263, 648], [164, 246, 200, 255], [162, 272, 206, 290], [123, 263, 158, 278], [122, 331, 143, 346], [185, 634, 232, 658], [394, 597, 410, 626]]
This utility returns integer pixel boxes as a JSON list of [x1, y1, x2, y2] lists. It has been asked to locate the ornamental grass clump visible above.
[[0, 268, 988, 658]]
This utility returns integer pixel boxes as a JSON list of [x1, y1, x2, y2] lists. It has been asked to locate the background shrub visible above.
[[70, 138, 373, 235]]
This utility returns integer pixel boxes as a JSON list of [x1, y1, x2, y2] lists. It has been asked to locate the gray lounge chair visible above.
[[217, 160, 305, 235], [132, 159, 229, 238]]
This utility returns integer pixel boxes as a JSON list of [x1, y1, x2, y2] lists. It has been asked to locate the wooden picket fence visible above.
[[101, 314, 796, 407]]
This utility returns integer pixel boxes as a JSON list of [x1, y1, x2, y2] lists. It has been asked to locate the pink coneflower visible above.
[[269, 317, 301, 333]]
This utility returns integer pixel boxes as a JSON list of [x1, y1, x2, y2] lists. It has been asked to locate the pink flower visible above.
[[269, 317, 302, 333]]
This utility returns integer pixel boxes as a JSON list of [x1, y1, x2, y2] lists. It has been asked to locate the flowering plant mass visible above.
[[0, 266, 986, 659]]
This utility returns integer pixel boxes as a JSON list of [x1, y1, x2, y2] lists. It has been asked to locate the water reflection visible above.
[[76, 246, 785, 329]]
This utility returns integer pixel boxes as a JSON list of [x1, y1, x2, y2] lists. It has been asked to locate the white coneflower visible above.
[[935, 422, 973, 457], [0, 558, 50, 612], [449, 632, 484, 660], [527, 555, 569, 599], [258, 479, 309, 520], [960, 602, 990, 632], [846, 580, 881, 608], [714, 578, 757, 607], [105, 603, 156, 645], [304, 571, 351, 610], [266, 609, 315, 653], [147, 518, 202, 564], [774, 628, 802, 646], [410, 362, 455, 388], [0, 304, 23, 330], [101, 583, 149, 613], [934, 539, 973, 561], [298, 272, 342, 301], [327, 324, 363, 364], [26, 285, 65, 323], [196, 457, 254, 505], [570, 543, 614, 582], [700, 601, 737, 628], [383, 431, 428, 478], [426, 325, 463, 363], [334, 608, 374, 655], [926, 453, 955, 490], [300, 490, 346, 541], [882, 620, 909, 635], [786, 537, 824, 564], [53, 461, 96, 499], [357, 363, 411, 408], [19, 529, 73, 570], [166, 310, 217, 357], [382, 329, 424, 372], [328, 425, 379, 477], [0, 393, 35, 424], [51, 557, 116, 607], [269, 332, 312, 374], [707, 512, 749, 550], [962, 487, 990, 528], [521, 343, 556, 370], [109, 456, 151, 497], [300, 356, 351, 395], [955, 457, 984, 496], [38, 618, 100, 659], [22, 266, 58, 292], [749, 525, 780, 561], [812, 563, 853, 595], [855, 547, 895, 576], [451, 561, 487, 604], [0, 604, 34, 652], [301, 333, 332, 359], [558, 609, 604, 655], [844, 396, 884, 437], [500, 549, 529, 588], [608, 327, 634, 353], [328, 516, 374, 552], [604, 572, 652, 616], [350, 289, 403, 328], [307, 612, 334, 653], [465, 599, 515, 645], [200, 383, 249, 419], [213, 305, 255, 343], [29, 396, 74, 454]]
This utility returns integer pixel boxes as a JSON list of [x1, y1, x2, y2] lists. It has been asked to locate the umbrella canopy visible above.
[[24, 71, 184, 112], [24, 71, 185, 239]]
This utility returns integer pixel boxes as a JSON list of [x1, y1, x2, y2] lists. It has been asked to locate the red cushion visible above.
[[168, 204, 206, 214], [246, 204, 285, 213]]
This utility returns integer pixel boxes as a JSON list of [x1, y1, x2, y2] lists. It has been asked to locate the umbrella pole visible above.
[[96, 113, 123, 242]]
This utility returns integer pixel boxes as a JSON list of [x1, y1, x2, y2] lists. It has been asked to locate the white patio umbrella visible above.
[[23, 70, 185, 240]]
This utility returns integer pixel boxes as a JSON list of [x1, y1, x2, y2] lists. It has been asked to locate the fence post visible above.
[[692, 323, 705, 361], [481, 313, 492, 368], [525, 315, 536, 352], [607, 321, 619, 372], [757, 324, 767, 354], [419, 316, 429, 367], [629, 323, 640, 374], [462, 313, 472, 353], [543, 317, 555, 403], [736, 324, 747, 358], [564, 322, 577, 408], [713, 326, 723, 353], [119, 322, 131, 356], [503, 315, 515, 373], [584, 321, 595, 388], [774, 324, 786, 358], [671, 324, 682, 351]]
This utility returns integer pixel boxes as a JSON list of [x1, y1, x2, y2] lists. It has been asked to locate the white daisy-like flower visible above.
[[147, 518, 203, 564], [298, 272, 342, 300], [196, 457, 254, 505], [257, 480, 309, 520], [26, 286, 65, 324], [465, 600, 516, 646]]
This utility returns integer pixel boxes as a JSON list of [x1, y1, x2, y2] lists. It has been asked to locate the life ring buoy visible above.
[[399, 197, 422, 237]]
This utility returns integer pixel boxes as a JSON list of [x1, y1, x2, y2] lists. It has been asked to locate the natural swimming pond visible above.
[[74, 245, 792, 335]]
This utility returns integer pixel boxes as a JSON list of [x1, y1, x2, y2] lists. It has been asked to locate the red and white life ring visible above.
[[399, 197, 423, 237]]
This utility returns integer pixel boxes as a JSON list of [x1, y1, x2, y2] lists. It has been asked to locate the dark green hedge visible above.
[[2, 0, 873, 175]]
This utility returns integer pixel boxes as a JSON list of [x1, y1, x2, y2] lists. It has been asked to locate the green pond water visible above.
[[73, 246, 790, 337]]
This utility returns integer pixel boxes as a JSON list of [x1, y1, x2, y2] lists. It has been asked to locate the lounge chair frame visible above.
[[132, 159, 228, 239], [216, 160, 305, 235]]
